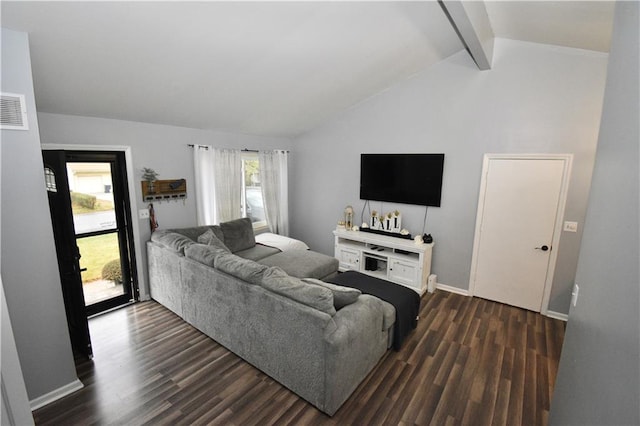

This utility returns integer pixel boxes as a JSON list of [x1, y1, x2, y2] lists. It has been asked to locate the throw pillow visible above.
[[170, 225, 223, 242], [302, 278, 361, 309], [197, 228, 231, 253], [262, 267, 336, 316], [150, 230, 195, 254], [215, 252, 268, 285], [185, 244, 226, 268], [220, 217, 256, 253]]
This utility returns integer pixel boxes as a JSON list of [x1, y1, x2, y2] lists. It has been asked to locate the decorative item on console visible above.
[[389, 210, 402, 232], [344, 205, 354, 230], [370, 210, 380, 230], [371, 210, 402, 233], [339, 206, 419, 241]]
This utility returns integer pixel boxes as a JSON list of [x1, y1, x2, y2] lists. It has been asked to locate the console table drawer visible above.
[[336, 246, 360, 271], [389, 259, 418, 287]]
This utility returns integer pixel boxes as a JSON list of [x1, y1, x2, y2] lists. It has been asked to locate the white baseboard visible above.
[[432, 283, 569, 321], [435, 283, 471, 296], [30, 379, 84, 411], [546, 310, 569, 321]]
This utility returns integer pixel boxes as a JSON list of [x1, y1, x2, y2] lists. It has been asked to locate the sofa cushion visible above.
[[234, 244, 281, 261], [257, 249, 339, 280], [184, 243, 227, 268], [215, 252, 268, 285], [220, 218, 256, 253], [150, 230, 194, 254], [197, 228, 231, 253], [262, 267, 336, 316], [302, 278, 361, 310], [171, 225, 224, 243]]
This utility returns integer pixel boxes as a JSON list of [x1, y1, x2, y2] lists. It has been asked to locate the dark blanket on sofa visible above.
[[329, 271, 420, 350]]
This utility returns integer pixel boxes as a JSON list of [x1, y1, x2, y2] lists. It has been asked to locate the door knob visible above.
[[535, 245, 550, 251]]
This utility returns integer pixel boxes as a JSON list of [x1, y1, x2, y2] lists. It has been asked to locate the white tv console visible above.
[[333, 228, 433, 295]]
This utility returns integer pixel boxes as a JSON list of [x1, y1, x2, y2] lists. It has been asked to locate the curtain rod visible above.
[[187, 144, 289, 153]]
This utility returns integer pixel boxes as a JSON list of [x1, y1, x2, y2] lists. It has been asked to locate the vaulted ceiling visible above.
[[1, 1, 615, 137]]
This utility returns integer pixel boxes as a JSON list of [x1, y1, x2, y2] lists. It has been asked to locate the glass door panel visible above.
[[77, 233, 125, 306], [66, 161, 133, 313], [67, 162, 116, 234]]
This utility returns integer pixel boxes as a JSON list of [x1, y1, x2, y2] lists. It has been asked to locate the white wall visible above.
[[290, 38, 608, 314], [37, 113, 292, 298], [1, 29, 78, 402], [549, 1, 639, 423]]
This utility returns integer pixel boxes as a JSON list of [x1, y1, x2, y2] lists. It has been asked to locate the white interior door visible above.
[[470, 155, 569, 312]]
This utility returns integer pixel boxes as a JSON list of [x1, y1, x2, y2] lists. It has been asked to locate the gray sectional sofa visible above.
[[147, 218, 395, 415]]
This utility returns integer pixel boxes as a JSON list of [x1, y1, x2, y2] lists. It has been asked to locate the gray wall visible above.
[[549, 1, 640, 424], [290, 38, 608, 314], [1, 29, 78, 400], [37, 113, 292, 298]]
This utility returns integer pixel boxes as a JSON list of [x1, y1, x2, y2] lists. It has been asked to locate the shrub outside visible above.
[[101, 259, 122, 284], [71, 192, 97, 209]]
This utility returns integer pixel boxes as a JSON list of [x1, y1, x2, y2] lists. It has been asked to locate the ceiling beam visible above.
[[440, 0, 495, 70]]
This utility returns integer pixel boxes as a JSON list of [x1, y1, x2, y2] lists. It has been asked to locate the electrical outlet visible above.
[[571, 284, 580, 307], [139, 209, 150, 219], [564, 221, 578, 232]]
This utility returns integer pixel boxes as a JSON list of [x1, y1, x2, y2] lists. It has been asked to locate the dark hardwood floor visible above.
[[34, 290, 565, 425]]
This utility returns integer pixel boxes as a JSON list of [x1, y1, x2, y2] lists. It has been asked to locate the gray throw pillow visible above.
[[170, 225, 224, 242], [262, 267, 336, 316], [215, 252, 268, 285], [220, 218, 256, 253], [197, 228, 231, 253], [184, 244, 226, 267], [150, 230, 194, 254], [302, 278, 361, 309]]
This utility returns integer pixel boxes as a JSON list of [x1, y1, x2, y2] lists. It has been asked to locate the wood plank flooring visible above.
[[34, 291, 565, 425]]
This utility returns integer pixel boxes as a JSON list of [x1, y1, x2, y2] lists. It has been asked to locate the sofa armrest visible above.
[[322, 294, 391, 415], [147, 241, 184, 316]]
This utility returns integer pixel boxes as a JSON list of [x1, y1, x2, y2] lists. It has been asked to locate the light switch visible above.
[[139, 209, 150, 219], [563, 221, 578, 232]]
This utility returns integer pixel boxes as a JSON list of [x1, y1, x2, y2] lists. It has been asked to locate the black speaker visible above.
[[365, 257, 378, 271]]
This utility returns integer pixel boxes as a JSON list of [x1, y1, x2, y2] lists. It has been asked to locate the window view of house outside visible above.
[[242, 156, 266, 227], [67, 162, 124, 305]]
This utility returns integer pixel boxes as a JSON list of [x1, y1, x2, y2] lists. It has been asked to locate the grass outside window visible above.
[[77, 233, 120, 283]]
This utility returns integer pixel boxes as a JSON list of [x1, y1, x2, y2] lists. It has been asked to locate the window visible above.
[[241, 153, 267, 229]]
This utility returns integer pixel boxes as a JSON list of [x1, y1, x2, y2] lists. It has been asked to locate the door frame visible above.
[[42, 144, 148, 301], [468, 153, 573, 315]]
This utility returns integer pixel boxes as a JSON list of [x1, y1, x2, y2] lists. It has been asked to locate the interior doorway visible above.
[[43, 149, 138, 359], [469, 154, 572, 313]]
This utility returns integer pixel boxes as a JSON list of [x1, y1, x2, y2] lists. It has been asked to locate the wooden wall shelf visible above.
[[142, 179, 187, 202]]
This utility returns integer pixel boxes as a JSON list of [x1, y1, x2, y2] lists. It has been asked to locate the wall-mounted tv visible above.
[[360, 153, 444, 207]]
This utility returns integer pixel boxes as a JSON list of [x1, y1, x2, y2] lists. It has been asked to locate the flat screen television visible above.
[[360, 153, 444, 207]]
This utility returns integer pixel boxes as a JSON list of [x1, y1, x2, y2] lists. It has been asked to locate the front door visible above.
[[470, 155, 570, 312], [43, 150, 138, 358]]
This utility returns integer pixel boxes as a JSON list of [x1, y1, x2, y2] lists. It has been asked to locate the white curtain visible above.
[[193, 146, 242, 225], [259, 150, 289, 236]]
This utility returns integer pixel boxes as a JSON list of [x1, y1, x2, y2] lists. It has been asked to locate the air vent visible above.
[[1, 93, 29, 130]]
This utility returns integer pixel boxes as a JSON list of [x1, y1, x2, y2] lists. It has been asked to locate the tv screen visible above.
[[360, 153, 444, 207]]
